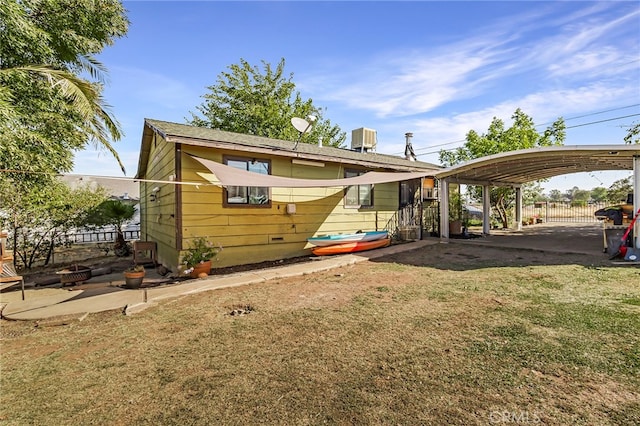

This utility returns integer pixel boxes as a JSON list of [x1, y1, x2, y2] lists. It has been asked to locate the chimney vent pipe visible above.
[[404, 133, 417, 161]]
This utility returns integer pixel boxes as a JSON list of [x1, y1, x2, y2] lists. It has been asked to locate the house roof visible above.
[[137, 119, 442, 179], [59, 174, 140, 200]]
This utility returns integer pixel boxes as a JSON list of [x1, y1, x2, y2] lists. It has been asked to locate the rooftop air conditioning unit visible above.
[[351, 128, 377, 152]]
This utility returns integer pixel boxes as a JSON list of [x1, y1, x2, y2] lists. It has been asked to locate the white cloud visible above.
[[547, 48, 624, 77], [373, 80, 636, 160], [306, 3, 638, 121], [313, 40, 516, 118], [528, 9, 640, 79]]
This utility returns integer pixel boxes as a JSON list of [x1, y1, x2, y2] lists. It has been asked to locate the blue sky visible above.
[[75, 0, 640, 193]]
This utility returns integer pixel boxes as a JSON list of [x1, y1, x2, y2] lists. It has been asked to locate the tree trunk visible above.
[[496, 195, 509, 228]]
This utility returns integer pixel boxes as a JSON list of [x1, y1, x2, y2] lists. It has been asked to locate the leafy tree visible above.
[[571, 189, 591, 207], [523, 182, 545, 204], [439, 109, 565, 228], [564, 186, 579, 203], [0, 0, 129, 192], [189, 58, 346, 148], [440, 109, 565, 166], [623, 121, 639, 144], [607, 177, 632, 204], [1, 180, 107, 269], [548, 189, 564, 203], [590, 187, 608, 203]]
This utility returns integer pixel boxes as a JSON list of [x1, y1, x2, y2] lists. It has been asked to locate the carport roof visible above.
[[435, 145, 640, 186]]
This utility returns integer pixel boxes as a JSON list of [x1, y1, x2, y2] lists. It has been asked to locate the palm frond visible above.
[[0, 86, 17, 123], [77, 55, 109, 84], [7, 65, 126, 174]]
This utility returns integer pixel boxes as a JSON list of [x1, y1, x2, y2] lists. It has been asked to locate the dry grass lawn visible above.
[[1, 244, 639, 425]]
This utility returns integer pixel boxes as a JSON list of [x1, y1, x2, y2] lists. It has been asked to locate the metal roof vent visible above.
[[404, 132, 417, 161], [351, 128, 377, 152]]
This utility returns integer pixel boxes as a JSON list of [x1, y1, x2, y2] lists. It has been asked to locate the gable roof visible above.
[[137, 119, 442, 179]]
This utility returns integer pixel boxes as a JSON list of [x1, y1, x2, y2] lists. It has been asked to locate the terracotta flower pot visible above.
[[123, 270, 145, 289], [190, 260, 212, 278]]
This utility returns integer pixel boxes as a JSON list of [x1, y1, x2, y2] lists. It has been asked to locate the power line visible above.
[[398, 108, 640, 157], [413, 138, 466, 152], [0, 169, 214, 187], [412, 112, 640, 158], [536, 103, 640, 127], [564, 113, 640, 129]]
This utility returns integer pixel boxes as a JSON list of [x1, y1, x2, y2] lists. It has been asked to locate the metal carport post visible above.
[[634, 155, 639, 250], [439, 178, 450, 239], [482, 184, 491, 234]]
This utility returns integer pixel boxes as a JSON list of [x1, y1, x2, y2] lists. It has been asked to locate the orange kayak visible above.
[[312, 238, 391, 256]]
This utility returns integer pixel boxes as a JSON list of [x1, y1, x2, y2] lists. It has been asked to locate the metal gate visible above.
[[522, 202, 605, 223]]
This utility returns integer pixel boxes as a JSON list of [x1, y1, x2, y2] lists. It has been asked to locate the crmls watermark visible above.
[[488, 410, 542, 424]]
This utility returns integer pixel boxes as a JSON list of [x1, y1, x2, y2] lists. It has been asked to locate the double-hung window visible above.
[[223, 156, 271, 207], [344, 169, 373, 208]]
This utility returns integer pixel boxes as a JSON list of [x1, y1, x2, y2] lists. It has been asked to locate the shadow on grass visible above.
[[370, 241, 615, 271]]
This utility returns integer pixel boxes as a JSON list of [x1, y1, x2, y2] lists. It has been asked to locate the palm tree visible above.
[[0, 61, 126, 174], [85, 199, 136, 257]]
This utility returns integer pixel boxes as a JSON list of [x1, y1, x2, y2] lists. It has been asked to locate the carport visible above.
[[435, 145, 640, 248]]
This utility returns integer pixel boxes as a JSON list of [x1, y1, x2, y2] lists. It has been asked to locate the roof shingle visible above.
[[143, 119, 442, 173]]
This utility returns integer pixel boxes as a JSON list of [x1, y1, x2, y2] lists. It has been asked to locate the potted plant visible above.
[[123, 264, 145, 289], [180, 236, 221, 278]]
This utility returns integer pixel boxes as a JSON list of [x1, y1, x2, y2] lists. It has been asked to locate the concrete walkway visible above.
[[0, 240, 437, 321]]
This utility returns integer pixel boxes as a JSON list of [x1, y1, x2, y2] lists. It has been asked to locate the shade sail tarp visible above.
[[190, 155, 431, 188]]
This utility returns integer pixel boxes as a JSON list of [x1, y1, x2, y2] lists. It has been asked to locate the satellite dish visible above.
[[291, 116, 316, 150], [291, 117, 312, 134]]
